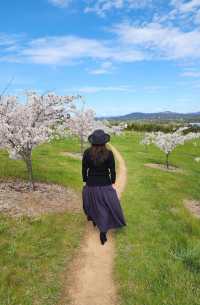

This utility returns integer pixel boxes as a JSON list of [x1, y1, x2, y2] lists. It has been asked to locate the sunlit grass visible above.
[[0, 137, 84, 191], [0, 137, 86, 305], [113, 132, 200, 305], [0, 213, 84, 305], [1, 133, 200, 304]]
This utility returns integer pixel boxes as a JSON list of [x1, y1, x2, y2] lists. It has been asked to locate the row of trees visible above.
[[126, 122, 200, 133], [2, 91, 198, 188], [0, 93, 126, 190], [126, 122, 179, 133], [141, 127, 200, 168]]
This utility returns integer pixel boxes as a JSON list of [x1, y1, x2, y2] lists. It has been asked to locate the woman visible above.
[[82, 129, 126, 245]]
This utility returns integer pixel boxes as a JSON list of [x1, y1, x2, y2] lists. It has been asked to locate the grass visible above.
[[112, 132, 200, 305], [0, 213, 84, 305], [0, 137, 85, 191], [0, 137, 86, 305], [1, 133, 200, 305]]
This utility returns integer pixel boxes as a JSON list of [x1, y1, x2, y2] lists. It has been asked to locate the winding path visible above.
[[60, 144, 127, 305]]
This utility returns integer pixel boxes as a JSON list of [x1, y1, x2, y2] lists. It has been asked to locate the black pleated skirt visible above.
[[82, 184, 126, 232]]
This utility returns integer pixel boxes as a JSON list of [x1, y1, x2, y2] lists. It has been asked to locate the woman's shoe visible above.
[[87, 215, 92, 221], [100, 232, 107, 245]]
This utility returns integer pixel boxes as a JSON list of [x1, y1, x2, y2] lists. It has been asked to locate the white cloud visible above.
[[0, 33, 23, 63], [90, 61, 113, 74], [194, 9, 200, 23], [0, 33, 19, 48], [85, 0, 123, 16], [73, 85, 136, 93], [142, 85, 168, 92], [171, 0, 200, 13], [1, 20, 200, 68], [181, 69, 200, 77], [84, 0, 151, 16], [112, 22, 200, 60], [16, 35, 145, 65], [21, 36, 110, 64], [48, 0, 71, 8], [168, 0, 200, 27]]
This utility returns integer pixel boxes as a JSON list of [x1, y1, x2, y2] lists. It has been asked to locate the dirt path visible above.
[[60, 144, 127, 305], [109, 144, 127, 198]]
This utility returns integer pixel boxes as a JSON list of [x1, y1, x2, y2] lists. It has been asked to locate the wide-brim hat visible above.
[[88, 129, 110, 145]]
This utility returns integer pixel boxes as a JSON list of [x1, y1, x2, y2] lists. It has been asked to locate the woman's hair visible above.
[[89, 144, 110, 165]]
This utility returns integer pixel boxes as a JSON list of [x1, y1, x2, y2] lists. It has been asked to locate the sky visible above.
[[0, 0, 200, 116]]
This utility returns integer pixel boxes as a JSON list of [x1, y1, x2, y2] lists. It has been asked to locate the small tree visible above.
[[92, 120, 126, 136], [67, 99, 126, 154], [141, 128, 200, 168], [0, 92, 76, 190], [110, 123, 126, 135], [140, 132, 155, 151], [153, 132, 185, 168], [67, 99, 96, 155], [92, 119, 114, 134]]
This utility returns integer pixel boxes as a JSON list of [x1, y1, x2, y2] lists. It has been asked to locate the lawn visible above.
[[0, 137, 86, 305], [1, 133, 200, 305], [0, 137, 84, 191], [113, 132, 200, 305]]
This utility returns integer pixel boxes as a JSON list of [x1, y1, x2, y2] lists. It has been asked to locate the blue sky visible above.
[[0, 0, 200, 116]]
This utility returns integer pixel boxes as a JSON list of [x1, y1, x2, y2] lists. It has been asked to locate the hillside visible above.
[[98, 111, 200, 121]]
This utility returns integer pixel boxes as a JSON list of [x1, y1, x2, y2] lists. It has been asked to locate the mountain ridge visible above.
[[97, 111, 200, 121]]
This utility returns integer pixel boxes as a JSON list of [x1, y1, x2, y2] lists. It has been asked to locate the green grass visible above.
[[1, 133, 200, 305], [0, 137, 86, 305], [0, 137, 85, 191], [112, 132, 200, 305], [0, 213, 84, 305]]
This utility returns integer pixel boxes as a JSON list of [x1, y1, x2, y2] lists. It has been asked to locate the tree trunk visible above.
[[80, 134, 84, 156], [166, 153, 170, 169], [25, 157, 35, 191]]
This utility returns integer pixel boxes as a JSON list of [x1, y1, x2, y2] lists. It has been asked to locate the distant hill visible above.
[[98, 111, 200, 121]]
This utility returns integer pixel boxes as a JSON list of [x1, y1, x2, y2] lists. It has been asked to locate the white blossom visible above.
[[66, 99, 96, 154], [141, 132, 155, 146], [110, 122, 126, 135], [92, 120, 126, 136], [8, 148, 23, 160], [0, 92, 76, 189], [141, 128, 200, 168]]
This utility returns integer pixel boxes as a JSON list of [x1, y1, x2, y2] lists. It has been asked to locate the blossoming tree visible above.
[[140, 132, 155, 151], [93, 120, 127, 135], [141, 128, 200, 168], [67, 100, 126, 154], [67, 100, 96, 155], [0, 92, 76, 190]]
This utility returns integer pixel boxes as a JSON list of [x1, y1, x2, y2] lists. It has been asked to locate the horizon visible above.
[[0, 1, 200, 116], [97, 109, 200, 118]]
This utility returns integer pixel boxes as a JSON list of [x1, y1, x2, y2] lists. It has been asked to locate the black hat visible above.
[[88, 129, 110, 145]]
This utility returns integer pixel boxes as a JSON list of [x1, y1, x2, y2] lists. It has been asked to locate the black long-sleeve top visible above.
[[82, 148, 116, 186]]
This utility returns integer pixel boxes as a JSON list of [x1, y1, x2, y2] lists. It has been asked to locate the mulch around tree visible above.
[[144, 163, 183, 173], [184, 200, 200, 219], [0, 179, 82, 218], [61, 152, 82, 159]]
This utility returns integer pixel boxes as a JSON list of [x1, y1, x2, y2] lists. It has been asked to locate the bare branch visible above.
[[0, 76, 15, 100]]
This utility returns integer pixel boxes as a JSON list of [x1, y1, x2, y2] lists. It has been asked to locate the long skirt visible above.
[[82, 184, 126, 233]]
